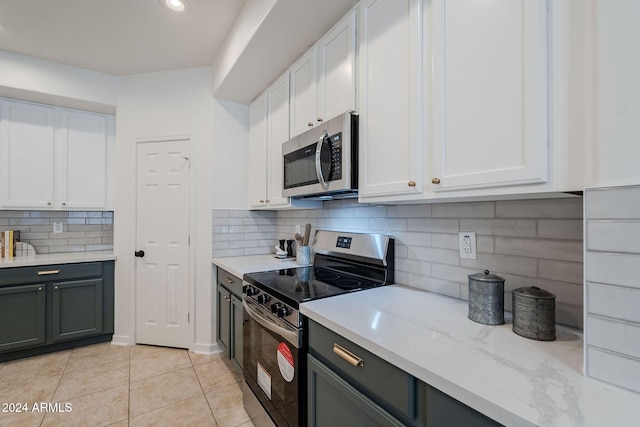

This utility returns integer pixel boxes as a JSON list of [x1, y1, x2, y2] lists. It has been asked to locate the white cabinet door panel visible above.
[[267, 73, 290, 208], [359, 0, 424, 198], [56, 109, 108, 209], [0, 100, 56, 208], [290, 49, 319, 138], [318, 10, 357, 122], [430, 0, 549, 191], [249, 93, 268, 208]]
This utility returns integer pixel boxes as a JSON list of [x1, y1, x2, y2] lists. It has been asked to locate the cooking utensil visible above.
[[302, 223, 311, 246]]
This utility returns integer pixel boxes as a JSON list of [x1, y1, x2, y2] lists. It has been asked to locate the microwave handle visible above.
[[315, 131, 330, 190]]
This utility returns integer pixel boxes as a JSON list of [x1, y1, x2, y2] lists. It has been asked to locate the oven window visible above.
[[244, 311, 300, 426]]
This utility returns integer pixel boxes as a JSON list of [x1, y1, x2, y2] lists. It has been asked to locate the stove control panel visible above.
[[271, 302, 290, 318], [336, 236, 352, 249]]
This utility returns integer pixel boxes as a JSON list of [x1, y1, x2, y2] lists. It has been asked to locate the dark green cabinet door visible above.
[[52, 278, 103, 342], [217, 285, 231, 352], [426, 385, 502, 427], [0, 284, 46, 352], [230, 293, 243, 372], [308, 354, 405, 427]]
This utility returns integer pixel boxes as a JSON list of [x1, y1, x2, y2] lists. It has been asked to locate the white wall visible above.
[[114, 68, 217, 353], [212, 99, 250, 209], [0, 50, 118, 114]]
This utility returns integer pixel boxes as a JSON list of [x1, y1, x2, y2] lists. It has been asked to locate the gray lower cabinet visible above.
[[308, 319, 502, 427], [308, 354, 405, 427], [216, 267, 243, 372], [0, 261, 114, 361], [0, 284, 46, 352]]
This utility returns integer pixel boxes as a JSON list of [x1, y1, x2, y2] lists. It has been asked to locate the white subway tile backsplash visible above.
[[495, 237, 583, 262], [432, 202, 495, 218], [587, 282, 640, 324], [496, 198, 583, 219], [537, 219, 583, 240], [586, 252, 640, 289], [585, 186, 640, 219], [460, 254, 538, 278], [460, 219, 537, 237], [587, 221, 640, 254], [407, 218, 459, 233], [538, 259, 583, 285], [587, 347, 640, 394], [587, 316, 640, 360], [213, 197, 584, 329]]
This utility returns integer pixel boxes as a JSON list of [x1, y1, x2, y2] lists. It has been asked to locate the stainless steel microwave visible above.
[[283, 112, 358, 199]]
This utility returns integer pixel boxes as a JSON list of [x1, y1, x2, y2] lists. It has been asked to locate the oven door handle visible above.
[[243, 299, 300, 349], [315, 131, 330, 190]]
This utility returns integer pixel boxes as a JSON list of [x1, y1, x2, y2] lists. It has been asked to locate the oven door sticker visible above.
[[257, 362, 272, 400], [277, 342, 295, 382]]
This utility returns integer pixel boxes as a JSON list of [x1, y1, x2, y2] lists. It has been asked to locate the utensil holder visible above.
[[296, 246, 311, 266]]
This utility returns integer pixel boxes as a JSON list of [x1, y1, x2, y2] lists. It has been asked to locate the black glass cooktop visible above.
[[243, 265, 386, 308]]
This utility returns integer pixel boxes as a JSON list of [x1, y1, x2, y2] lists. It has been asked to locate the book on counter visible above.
[[0, 230, 20, 258]]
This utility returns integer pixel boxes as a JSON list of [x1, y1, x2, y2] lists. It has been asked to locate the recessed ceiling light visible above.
[[162, 0, 190, 13]]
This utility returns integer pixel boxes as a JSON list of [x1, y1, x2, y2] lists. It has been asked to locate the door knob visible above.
[[135, 250, 145, 258]]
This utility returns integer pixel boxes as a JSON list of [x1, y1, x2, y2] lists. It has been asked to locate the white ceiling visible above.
[[0, 0, 246, 76]]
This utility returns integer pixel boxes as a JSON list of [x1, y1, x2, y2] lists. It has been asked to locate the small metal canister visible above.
[[512, 286, 556, 341], [468, 270, 505, 325]]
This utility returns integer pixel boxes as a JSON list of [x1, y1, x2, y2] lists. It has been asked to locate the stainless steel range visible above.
[[241, 230, 394, 427]]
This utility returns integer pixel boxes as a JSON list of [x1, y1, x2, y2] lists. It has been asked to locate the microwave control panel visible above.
[[329, 132, 342, 181]]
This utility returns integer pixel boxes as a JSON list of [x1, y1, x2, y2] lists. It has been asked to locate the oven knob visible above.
[[243, 285, 259, 296], [257, 294, 271, 304], [271, 303, 290, 318]]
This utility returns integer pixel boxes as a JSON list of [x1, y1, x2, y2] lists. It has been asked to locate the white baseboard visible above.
[[193, 342, 223, 355], [111, 335, 133, 346]]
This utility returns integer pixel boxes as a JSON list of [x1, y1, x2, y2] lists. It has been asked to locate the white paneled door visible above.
[[135, 140, 191, 348]]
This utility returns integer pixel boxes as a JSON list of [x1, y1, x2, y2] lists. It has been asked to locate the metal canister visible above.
[[512, 286, 556, 341], [468, 270, 505, 325]]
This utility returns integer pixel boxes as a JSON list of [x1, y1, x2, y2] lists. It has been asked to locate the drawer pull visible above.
[[333, 343, 364, 367], [37, 270, 61, 276], [225, 277, 234, 284], [54, 285, 59, 290]]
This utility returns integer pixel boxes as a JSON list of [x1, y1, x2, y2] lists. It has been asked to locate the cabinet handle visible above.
[[38, 286, 43, 291], [333, 343, 364, 367], [47, 202, 52, 206], [259, 199, 265, 203], [408, 181, 416, 187], [307, 122, 314, 127], [38, 270, 60, 276], [265, 199, 269, 203], [54, 285, 59, 290], [317, 117, 323, 122], [432, 178, 441, 185], [225, 277, 234, 284], [62, 202, 66, 206]]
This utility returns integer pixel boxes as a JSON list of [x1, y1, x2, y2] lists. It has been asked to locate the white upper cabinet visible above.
[[249, 74, 321, 210], [266, 72, 291, 208], [290, 49, 319, 138], [249, 92, 269, 208], [429, 0, 549, 192], [56, 108, 112, 210], [290, 11, 357, 138], [358, 0, 424, 200], [318, 10, 357, 125], [0, 99, 114, 210], [0, 100, 56, 209]]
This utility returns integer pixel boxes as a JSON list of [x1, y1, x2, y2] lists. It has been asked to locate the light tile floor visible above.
[[0, 343, 254, 427]]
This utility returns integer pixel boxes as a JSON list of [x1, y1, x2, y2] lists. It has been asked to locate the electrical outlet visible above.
[[53, 222, 64, 234], [458, 231, 477, 259]]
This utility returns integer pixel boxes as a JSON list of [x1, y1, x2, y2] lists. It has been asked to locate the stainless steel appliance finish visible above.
[[282, 112, 358, 199], [242, 230, 394, 427]]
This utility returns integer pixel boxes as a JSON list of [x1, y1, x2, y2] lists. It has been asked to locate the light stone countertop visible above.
[[212, 254, 304, 278], [0, 250, 115, 268], [301, 285, 640, 427]]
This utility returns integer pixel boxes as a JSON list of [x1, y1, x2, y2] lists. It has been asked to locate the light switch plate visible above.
[[459, 231, 477, 259], [53, 222, 64, 234]]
